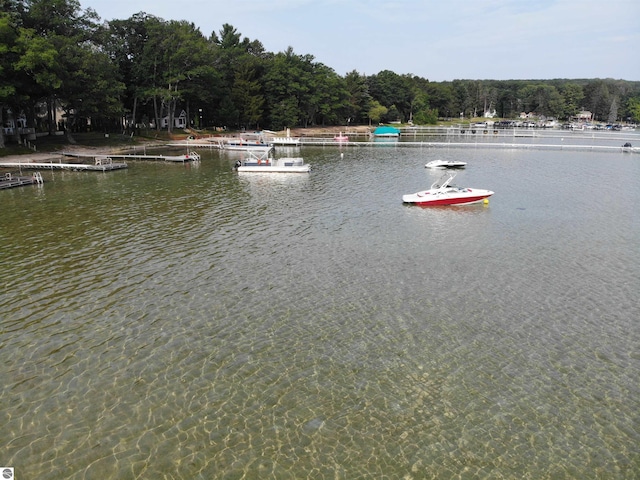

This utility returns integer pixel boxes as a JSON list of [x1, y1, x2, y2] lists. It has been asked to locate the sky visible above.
[[80, 0, 640, 82]]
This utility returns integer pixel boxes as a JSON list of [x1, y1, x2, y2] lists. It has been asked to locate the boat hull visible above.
[[237, 165, 310, 173], [224, 144, 271, 152], [402, 190, 493, 206], [236, 157, 310, 173], [425, 160, 467, 169]]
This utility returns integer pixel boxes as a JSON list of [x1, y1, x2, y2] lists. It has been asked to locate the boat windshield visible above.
[[431, 173, 455, 189]]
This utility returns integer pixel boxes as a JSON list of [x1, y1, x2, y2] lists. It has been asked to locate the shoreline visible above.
[[0, 127, 372, 164], [3, 124, 635, 165], [0, 141, 170, 165]]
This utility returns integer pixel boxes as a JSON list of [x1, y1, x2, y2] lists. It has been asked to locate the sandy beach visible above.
[[0, 142, 168, 165], [0, 152, 66, 164], [0, 144, 125, 163]]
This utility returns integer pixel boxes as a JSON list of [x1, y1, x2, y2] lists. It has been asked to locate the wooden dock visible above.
[[0, 172, 44, 189]]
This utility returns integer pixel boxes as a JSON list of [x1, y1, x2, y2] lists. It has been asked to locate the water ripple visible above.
[[2, 146, 639, 478]]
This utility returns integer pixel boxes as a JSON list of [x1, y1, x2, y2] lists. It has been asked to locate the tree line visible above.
[[2, 0, 640, 147]]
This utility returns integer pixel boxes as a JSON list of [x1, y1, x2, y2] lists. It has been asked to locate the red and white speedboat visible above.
[[402, 173, 494, 206]]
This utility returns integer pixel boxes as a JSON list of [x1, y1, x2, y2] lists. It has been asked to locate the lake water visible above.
[[1, 134, 639, 479]]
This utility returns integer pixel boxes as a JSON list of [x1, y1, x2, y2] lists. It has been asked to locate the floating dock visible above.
[[62, 151, 201, 162], [0, 171, 44, 189], [0, 157, 128, 171]]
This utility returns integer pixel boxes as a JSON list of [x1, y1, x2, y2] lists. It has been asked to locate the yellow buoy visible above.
[[483, 198, 489, 204]]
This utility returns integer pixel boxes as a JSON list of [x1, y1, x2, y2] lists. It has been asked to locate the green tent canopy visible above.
[[372, 126, 400, 137]]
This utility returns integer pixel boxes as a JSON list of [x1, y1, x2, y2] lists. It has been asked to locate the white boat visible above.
[[425, 159, 467, 169], [222, 140, 271, 151], [402, 173, 493, 206], [267, 128, 301, 146], [213, 133, 272, 151], [269, 136, 301, 146], [234, 151, 310, 173]]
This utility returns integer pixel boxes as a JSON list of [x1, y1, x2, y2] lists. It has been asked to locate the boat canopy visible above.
[[373, 126, 401, 136]]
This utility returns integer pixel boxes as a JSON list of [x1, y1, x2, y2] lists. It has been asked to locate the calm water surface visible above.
[[1, 139, 639, 479]]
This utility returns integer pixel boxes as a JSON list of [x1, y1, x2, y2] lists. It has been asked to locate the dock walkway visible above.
[[62, 151, 200, 162], [0, 171, 44, 189], [0, 157, 128, 171]]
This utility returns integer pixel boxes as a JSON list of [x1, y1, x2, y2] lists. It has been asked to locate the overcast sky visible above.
[[80, 0, 639, 82]]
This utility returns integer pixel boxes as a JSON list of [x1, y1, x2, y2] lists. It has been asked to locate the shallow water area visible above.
[[1, 137, 639, 478]]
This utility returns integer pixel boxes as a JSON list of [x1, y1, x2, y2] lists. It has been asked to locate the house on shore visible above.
[[161, 110, 187, 129]]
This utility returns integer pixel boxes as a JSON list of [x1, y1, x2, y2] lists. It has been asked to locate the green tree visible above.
[[367, 70, 412, 121], [211, 24, 267, 129], [583, 80, 611, 122], [232, 54, 265, 129], [344, 70, 372, 125], [263, 47, 311, 129], [410, 91, 438, 125], [9, 20, 60, 139], [102, 13, 159, 132], [413, 107, 438, 125], [133, 19, 214, 132], [626, 97, 640, 123], [496, 82, 519, 118], [422, 82, 454, 120], [517, 84, 563, 118], [0, 11, 19, 148], [450, 80, 473, 119], [559, 83, 584, 119], [368, 100, 387, 125], [5, 0, 124, 142], [302, 62, 349, 127]]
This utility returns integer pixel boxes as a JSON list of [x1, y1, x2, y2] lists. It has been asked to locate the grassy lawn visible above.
[[0, 129, 195, 158]]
